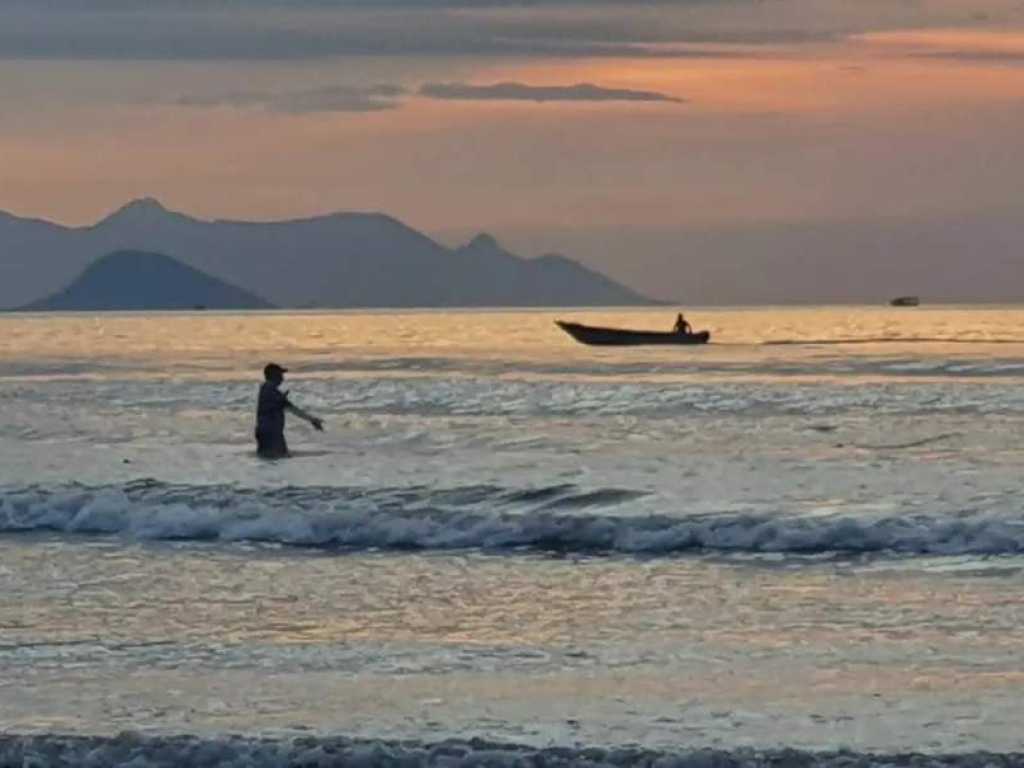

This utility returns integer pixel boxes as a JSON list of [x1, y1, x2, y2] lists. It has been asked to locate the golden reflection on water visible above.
[[10, 540, 1024, 738], [11, 547, 1024, 666], [0, 306, 1023, 381]]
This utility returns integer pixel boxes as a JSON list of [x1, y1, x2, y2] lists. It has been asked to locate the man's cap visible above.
[[264, 362, 288, 377]]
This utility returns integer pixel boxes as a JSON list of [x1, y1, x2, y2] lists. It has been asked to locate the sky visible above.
[[2, 0, 1024, 301]]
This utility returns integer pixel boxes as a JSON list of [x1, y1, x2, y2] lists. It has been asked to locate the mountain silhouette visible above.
[[0, 200, 658, 309], [19, 250, 274, 311]]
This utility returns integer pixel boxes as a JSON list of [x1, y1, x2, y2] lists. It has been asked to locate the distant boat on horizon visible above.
[[890, 296, 920, 307]]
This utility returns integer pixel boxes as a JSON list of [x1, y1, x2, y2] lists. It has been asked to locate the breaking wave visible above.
[[1, 733, 1021, 768], [2, 481, 1024, 558]]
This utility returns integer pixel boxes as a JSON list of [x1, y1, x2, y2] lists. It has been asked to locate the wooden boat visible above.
[[556, 320, 710, 346], [890, 296, 920, 307]]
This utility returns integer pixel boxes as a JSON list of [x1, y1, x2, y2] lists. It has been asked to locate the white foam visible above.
[[4, 484, 1024, 557], [0, 733, 1017, 768]]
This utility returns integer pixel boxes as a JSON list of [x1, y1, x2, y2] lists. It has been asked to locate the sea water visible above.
[[2, 306, 1024, 766]]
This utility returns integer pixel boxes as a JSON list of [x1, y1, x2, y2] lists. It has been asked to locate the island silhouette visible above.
[[19, 250, 273, 311], [1, 199, 658, 310]]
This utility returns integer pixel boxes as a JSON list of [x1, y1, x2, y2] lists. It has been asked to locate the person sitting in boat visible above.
[[674, 313, 693, 334]]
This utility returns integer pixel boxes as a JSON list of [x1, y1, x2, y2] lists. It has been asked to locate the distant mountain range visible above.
[[21, 250, 273, 311], [0, 199, 657, 310]]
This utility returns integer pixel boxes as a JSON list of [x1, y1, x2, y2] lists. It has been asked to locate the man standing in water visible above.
[[255, 363, 324, 458]]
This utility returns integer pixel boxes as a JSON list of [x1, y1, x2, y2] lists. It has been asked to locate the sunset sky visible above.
[[3, 0, 1024, 300]]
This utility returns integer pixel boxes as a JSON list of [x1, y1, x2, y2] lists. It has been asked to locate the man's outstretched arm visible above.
[[285, 399, 324, 431]]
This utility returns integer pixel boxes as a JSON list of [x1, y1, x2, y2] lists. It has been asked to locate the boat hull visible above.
[[890, 296, 920, 307], [556, 320, 710, 346]]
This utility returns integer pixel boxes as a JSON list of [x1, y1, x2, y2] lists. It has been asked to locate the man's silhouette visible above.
[[255, 363, 323, 458]]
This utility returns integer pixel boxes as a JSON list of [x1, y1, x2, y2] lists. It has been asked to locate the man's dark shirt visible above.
[[256, 381, 289, 435]]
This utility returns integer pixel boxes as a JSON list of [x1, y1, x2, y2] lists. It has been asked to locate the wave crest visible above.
[[2, 733, 1021, 768], [3, 482, 1024, 558]]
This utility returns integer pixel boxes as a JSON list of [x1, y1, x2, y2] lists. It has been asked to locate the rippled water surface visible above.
[[2, 307, 1024, 763]]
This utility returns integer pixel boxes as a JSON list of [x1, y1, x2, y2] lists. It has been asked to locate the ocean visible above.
[[2, 306, 1024, 767]]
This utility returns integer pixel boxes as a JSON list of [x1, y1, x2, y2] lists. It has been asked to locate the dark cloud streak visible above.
[[420, 81, 685, 103], [0, 4, 803, 61], [174, 80, 683, 112], [911, 50, 1024, 62], [177, 85, 405, 113], [3, 0, 1010, 63], [0, 17, 694, 60], [5, 0, 721, 8]]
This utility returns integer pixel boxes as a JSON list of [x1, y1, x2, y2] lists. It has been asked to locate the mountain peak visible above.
[[116, 197, 167, 214], [465, 233, 501, 251], [100, 197, 186, 226]]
